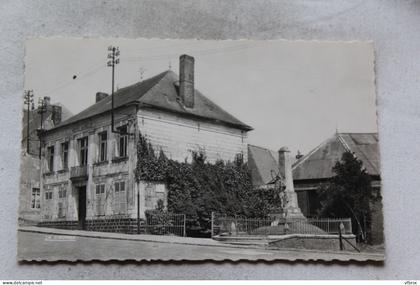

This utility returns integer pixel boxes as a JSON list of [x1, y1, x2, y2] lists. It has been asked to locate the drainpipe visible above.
[[137, 182, 140, 234]]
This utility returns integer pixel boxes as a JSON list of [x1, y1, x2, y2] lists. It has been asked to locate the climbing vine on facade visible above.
[[134, 132, 281, 236]]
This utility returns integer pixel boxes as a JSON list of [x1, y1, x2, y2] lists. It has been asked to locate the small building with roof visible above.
[[247, 132, 383, 244]]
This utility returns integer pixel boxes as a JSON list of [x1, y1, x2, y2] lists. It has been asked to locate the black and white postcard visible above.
[[18, 39, 384, 262]]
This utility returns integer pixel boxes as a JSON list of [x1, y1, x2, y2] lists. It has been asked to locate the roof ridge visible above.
[[248, 144, 276, 152], [292, 134, 335, 170], [337, 133, 378, 174], [52, 70, 171, 129]]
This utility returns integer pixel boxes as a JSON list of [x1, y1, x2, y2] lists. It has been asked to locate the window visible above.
[[78, 137, 88, 166], [114, 181, 126, 214], [95, 184, 106, 216], [58, 188, 67, 198], [45, 190, 53, 200], [98, 132, 107, 162], [117, 126, 128, 158], [31, 188, 40, 209], [47, 146, 54, 172], [61, 142, 69, 169]]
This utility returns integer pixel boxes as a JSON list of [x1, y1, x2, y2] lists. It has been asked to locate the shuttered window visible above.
[[114, 181, 127, 214], [57, 185, 67, 218], [31, 188, 40, 209], [95, 184, 106, 216], [98, 132, 107, 162]]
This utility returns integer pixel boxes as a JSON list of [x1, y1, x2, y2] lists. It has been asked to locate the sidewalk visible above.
[[18, 226, 252, 249], [18, 226, 384, 260]]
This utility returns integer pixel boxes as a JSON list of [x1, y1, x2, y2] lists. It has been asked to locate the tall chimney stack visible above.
[[278, 146, 305, 219], [179, 54, 195, 108]]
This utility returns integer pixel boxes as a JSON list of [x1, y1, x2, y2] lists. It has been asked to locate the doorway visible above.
[[77, 186, 87, 230]]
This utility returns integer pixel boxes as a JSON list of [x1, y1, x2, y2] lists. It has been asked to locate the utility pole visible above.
[[37, 97, 47, 159], [23, 90, 34, 154], [107, 46, 120, 133]]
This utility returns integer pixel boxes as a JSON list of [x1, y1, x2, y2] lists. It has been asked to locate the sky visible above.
[[25, 38, 378, 155]]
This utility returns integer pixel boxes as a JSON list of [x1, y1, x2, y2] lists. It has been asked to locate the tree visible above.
[[317, 151, 376, 243]]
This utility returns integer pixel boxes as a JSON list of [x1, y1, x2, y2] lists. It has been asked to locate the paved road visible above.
[[17, 231, 384, 262]]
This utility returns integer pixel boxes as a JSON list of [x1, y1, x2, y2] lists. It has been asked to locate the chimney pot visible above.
[[43, 96, 51, 106], [179, 54, 195, 108], [51, 105, 62, 126], [96, 92, 109, 103]]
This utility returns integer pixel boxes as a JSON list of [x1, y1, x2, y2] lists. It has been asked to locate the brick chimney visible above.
[[51, 105, 62, 126], [179, 54, 195, 108], [96, 92, 109, 103], [43, 96, 51, 106]]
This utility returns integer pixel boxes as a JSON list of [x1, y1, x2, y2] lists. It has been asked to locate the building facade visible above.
[[38, 55, 252, 231], [19, 98, 72, 224]]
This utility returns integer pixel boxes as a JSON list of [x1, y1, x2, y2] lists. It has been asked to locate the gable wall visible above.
[[137, 107, 248, 163]]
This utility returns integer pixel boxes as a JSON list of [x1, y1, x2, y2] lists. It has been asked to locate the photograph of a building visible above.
[[37, 54, 251, 232], [18, 39, 384, 261]]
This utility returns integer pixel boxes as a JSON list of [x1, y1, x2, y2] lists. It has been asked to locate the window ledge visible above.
[[57, 168, 68, 174], [43, 171, 55, 177], [93, 160, 108, 167], [112, 156, 128, 164]]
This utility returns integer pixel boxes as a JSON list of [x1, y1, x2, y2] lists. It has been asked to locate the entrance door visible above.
[[77, 186, 87, 230]]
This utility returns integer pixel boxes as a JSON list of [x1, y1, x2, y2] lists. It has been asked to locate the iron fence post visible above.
[[339, 222, 344, 250], [211, 212, 214, 238], [183, 214, 186, 237]]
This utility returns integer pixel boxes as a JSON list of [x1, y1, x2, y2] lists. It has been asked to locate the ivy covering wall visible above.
[[134, 132, 281, 236]]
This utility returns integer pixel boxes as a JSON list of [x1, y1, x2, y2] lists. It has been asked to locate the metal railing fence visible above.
[[211, 212, 352, 237], [144, 212, 186, 237]]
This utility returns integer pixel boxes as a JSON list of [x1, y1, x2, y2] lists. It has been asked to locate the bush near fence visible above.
[[145, 210, 186, 236], [135, 132, 283, 237]]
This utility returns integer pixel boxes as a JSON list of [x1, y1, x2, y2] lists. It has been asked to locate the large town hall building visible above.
[[38, 55, 252, 231]]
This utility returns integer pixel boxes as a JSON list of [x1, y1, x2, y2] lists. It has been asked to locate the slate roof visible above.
[[53, 70, 252, 131], [292, 132, 380, 180], [22, 104, 73, 142], [247, 132, 380, 187], [247, 144, 278, 187]]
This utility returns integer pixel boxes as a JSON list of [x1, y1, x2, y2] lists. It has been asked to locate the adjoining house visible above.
[[248, 132, 383, 244], [19, 99, 72, 224], [293, 132, 383, 244], [38, 54, 252, 232]]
